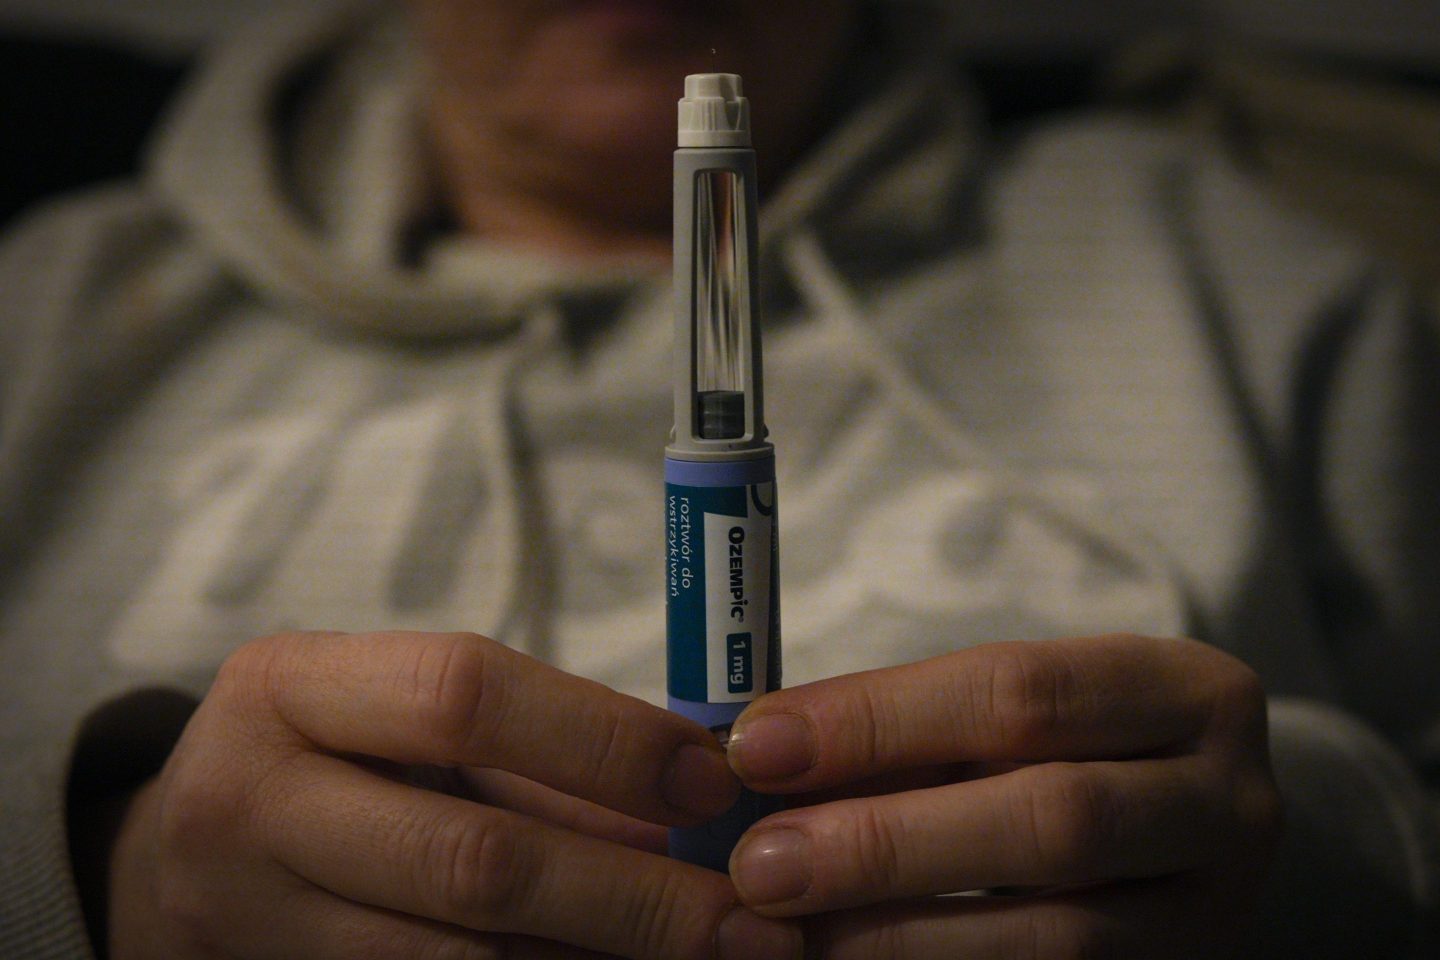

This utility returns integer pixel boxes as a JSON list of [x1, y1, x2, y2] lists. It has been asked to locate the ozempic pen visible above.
[[665, 73, 783, 871]]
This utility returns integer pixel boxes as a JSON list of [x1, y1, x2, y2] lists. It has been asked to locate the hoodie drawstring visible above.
[[782, 227, 1193, 629], [465, 304, 561, 655]]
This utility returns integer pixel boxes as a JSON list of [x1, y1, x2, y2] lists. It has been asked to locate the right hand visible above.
[[104, 630, 802, 960]]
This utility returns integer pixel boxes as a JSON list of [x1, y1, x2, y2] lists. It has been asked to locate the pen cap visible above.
[[678, 73, 751, 148]]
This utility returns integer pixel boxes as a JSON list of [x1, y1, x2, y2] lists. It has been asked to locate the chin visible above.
[[527, 4, 721, 102], [580, 76, 679, 134], [524, 56, 698, 162]]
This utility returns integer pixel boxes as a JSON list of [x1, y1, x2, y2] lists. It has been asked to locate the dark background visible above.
[[0, 0, 1433, 230]]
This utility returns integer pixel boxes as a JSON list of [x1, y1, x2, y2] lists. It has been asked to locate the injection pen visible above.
[[665, 73, 783, 871]]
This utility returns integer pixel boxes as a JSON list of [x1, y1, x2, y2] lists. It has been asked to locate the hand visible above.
[[724, 634, 1283, 959], [105, 630, 803, 960]]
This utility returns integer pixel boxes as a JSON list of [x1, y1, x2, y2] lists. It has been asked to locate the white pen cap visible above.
[[677, 73, 751, 148]]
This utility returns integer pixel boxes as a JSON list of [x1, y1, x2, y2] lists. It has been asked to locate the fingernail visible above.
[[727, 713, 816, 782], [716, 906, 803, 960], [662, 743, 740, 819], [730, 828, 811, 906]]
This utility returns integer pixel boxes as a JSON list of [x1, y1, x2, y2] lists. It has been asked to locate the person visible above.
[[1, 0, 1435, 957]]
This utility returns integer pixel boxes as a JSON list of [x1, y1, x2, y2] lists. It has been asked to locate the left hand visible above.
[[724, 634, 1283, 959]]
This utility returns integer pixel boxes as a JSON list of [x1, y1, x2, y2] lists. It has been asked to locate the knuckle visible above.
[[848, 684, 900, 772], [845, 803, 905, 896], [154, 774, 222, 857], [406, 633, 505, 755], [423, 809, 530, 922], [154, 746, 252, 860], [577, 703, 630, 790], [1026, 764, 1116, 876], [831, 921, 909, 960], [151, 863, 223, 954], [983, 643, 1069, 750], [404, 932, 504, 960], [610, 864, 739, 960], [150, 867, 196, 929], [213, 633, 289, 705], [617, 867, 688, 960], [452, 941, 507, 960], [1012, 905, 1119, 960]]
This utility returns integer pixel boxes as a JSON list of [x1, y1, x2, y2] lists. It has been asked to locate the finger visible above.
[[238, 887, 499, 960], [727, 635, 1264, 789], [255, 750, 804, 960], [354, 762, 668, 852], [730, 757, 1236, 915], [459, 766, 668, 854], [780, 762, 981, 809], [224, 630, 738, 823], [233, 883, 622, 960], [807, 874, 1252, 960]]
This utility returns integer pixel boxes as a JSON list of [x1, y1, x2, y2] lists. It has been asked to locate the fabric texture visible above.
[[1, 0, 1436, 955]]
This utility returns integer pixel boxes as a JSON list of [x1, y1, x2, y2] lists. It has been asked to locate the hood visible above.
[[1202, 48, 1440, 287], [145, 0, 984, 341]]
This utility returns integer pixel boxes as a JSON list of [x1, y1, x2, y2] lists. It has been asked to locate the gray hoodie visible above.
[[1, 1, 1436, 956]]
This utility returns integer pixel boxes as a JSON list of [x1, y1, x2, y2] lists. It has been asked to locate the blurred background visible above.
[[2, 0, 1436, 61], [0, 0, 1435, 228]]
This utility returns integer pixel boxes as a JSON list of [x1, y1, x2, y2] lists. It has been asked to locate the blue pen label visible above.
[[667, 481, 776, 702]]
